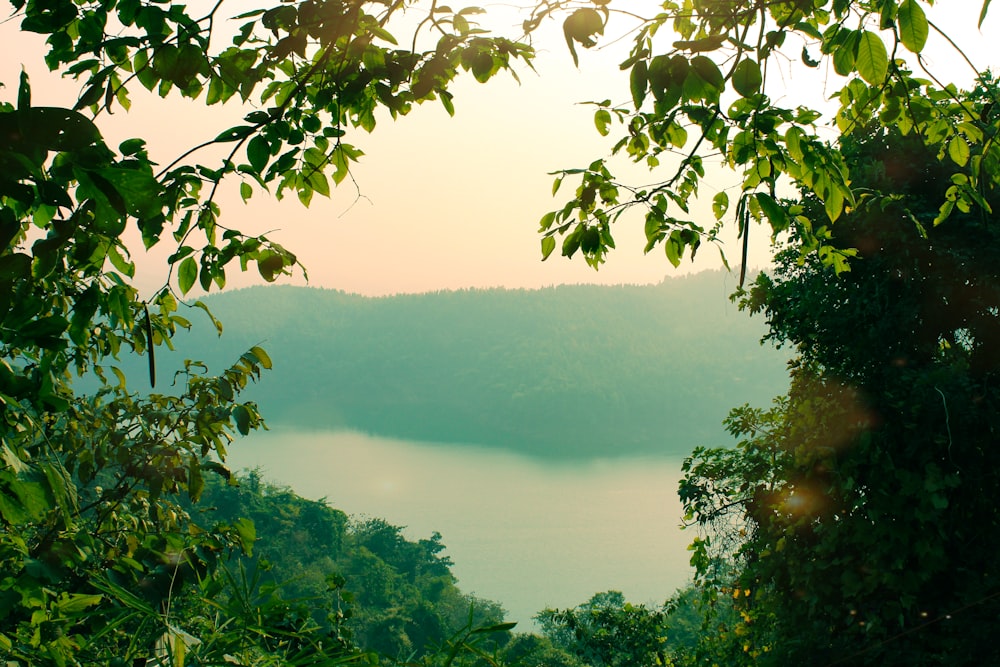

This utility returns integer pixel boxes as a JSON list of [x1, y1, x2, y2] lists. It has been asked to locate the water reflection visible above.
[[228, 429, 694, 629]]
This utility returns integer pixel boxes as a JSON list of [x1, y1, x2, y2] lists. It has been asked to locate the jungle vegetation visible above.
[[1, 0, 998, 665]]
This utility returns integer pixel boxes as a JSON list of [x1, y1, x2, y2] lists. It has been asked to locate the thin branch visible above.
[[927, 19, 982, 79]]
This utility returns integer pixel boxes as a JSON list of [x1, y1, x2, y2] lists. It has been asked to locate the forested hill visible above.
[[150, 269, 789, 458]]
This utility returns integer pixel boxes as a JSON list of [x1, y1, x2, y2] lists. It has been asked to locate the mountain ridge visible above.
[[133, 269, 789, 458]]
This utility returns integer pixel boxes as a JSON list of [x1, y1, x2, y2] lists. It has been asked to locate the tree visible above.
[[195, 472, 514, 665], [498, 633, 587, 667], [678, 88, 1000, 665], [1, 0, 529, 663], [528, 1, 998, 280], [536, 591, 671, 667]]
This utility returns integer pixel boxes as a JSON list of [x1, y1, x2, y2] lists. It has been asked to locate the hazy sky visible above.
[[2, 2, 996, 297]]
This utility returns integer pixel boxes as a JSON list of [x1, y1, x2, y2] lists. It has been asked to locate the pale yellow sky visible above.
[[1, 2, 996, 297]]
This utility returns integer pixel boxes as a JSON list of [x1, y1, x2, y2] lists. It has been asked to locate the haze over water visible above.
[[228, 429, 694, 630]]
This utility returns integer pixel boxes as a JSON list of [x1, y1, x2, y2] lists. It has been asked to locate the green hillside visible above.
[[195, 471, 513, 662], [131, 270, 788, 457]]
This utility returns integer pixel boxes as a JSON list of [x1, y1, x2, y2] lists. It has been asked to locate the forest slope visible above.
[[144, 269, 788, 457]]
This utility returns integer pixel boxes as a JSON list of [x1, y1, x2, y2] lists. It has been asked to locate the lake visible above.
[[227, 429, 696, 630]]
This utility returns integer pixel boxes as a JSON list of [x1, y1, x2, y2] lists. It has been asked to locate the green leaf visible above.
[[17, 70, 31, 110], [712, 191, 729, 220], [980, 0, 993, 28], [90, 577, 157, 615], [594, 109, 612, 136], [206, 74, 224, 105], [96, 167, 162, 219], [630, 60, 647, 109], [690, 55, 724, 93], [801, 46, 820, 68], [216, 378, 234, 402], [111, 366, 127, 388], [257, 252, 284, 282], [366, 24, 398, 45], [188, 457, 204, 502], [541, 235, 556, 260], [69, 283, 99, 346], [193, 300, 223, 336], [75, 79, 105, 110], [134, 49, 158, 91], [232, 517, 257, 555], [438, 90, 455, 116], [119, 138, 146, 156], [297, 185, 313, 207], [307, 169, 330, 198], [0, 492, 30, 525], [232, 405, 251, 436], [673, 34, 727, 52], [784, 126, 806, 163], [731, 59, 762, 97], [648, 54, 686, 107], [934, 198, 955, 225], [3, 477, 52, 524], [664, 232, 682, 268], [539, 210, 557, 231], [249, 345, 272, 369], [215, 125, 255, 142], [563, 8, 604, 67], [948, 135, 970, 166], [472, 622, 518, 634], [16, 107, 103, 151], [1, 443, 26, 474], [856, 31, 888, 84], [824, 186, 846, 222], [247, 134, 270, 173], [202, 461, 232, 482], [754, 192, 786, 229], [20, 315, 69, 342], [178, 256, 197, 295], [56, 593, 103, 615], [897, 0, 928, 53], [562, 227, 582, 258], [157, 288, 178, 314], [832, 30, 858, 76]]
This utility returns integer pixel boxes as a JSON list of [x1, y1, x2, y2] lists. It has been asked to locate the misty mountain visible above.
[[123, 269, 790, 458]]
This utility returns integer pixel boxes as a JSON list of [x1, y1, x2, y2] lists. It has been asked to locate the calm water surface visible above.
[[228, 429, 695, 629]]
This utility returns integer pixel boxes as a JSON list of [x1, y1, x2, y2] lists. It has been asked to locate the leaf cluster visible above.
[[531, 1, 999, 278], [0, 0, 532, 663], [678, 109, 1000, 665], [536, 591, 671, 667]]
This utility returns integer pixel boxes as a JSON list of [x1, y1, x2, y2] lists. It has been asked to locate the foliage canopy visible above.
[[531, 0, 998, 281], [679, 99, 1000, 665], [1, 0, 529, 662]]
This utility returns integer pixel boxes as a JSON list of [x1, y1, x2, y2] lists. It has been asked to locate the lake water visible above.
[[227, 429, 696, 630]]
